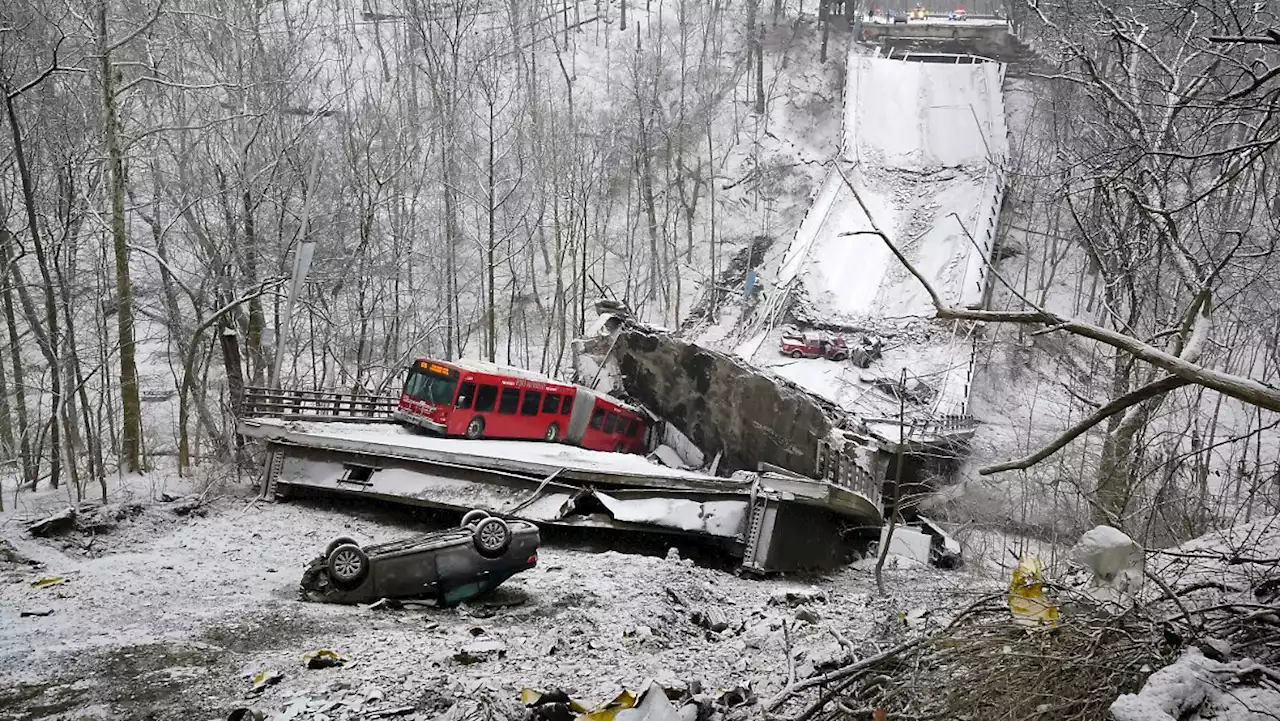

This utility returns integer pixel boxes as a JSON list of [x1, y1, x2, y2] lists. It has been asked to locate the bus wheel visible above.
[[465, 417, 485, 439], [614, 442, 624, 453], [545, 423, 560, 442]]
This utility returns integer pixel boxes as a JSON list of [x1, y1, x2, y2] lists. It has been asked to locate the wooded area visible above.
[[0, 0, 814, 503]]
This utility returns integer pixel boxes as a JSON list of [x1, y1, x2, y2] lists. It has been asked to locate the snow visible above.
[[593, 494, 747, 538], [243, 419, 718, 481], [0, 469, 993, 719], [1072, 525, 1143, 583], [1110, 649, 1280, 721]]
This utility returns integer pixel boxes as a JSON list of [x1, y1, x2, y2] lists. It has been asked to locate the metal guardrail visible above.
[[239, 386, 398, 422], [815, 440, 884, 512]]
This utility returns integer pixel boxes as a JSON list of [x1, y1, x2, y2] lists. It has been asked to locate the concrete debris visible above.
[[167, 495, 206, 516], [19, 607, 54, 617], [454, 639, 507, 665], [879, 526, 932, 565], [1200, 638, 1232, 662], [25, 508, 77, 537], [666, 548, 681, 563], [0, 539, 38, 567], [796, 640, 851, 679], [650, 445, 692, 471], [692, 608, 731, 633], [767, 588, 827, 607], [794, 607, 821, 624], [624, 625, 654, 639]]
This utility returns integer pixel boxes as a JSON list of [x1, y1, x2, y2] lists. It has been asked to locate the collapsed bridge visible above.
[[238, 386, 887, 573]]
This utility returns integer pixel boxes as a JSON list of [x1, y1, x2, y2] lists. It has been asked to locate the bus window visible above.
[[589, 408, 605, 429], [456, 382, 476, 410], [560, 395, 574, 415], [603, 412, 618, 434], [498, 388, 521, 414], [542, 393, 560, 414], [521, 390, 542, 416], [619, 418, 634, 436], [630, 419, 643, 436], [475, 385, 498, 412], [404, 370, 457, 404]]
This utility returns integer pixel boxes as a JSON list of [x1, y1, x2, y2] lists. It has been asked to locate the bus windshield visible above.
[[404, 370, 458, 405]]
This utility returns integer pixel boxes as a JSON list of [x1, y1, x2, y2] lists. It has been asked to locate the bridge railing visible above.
[[239, 386, 398, 422], [815, 440, 884, 512]]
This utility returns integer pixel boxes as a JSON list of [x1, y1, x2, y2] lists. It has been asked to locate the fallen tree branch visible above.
[[978, 375, 1190, 475], [766, 593, 1004, 713], [831, 166, 1280, 415]]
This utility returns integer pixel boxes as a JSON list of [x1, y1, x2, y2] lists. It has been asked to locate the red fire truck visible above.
[[394, 358, 649, 454]]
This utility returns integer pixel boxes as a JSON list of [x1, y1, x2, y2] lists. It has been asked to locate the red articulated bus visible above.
[[393, 358, 649, 454]]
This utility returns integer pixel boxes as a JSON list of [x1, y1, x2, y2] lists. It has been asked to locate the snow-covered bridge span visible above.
[[740, 48, 1009, 433]]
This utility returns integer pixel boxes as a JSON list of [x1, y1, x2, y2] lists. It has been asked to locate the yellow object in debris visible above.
[[581, 689, 638, 721], [519, 688, 636, 721], [519, 689, 590, 715], [1008, 553, 1060, 627], [31, 576, 66, 588], [302, 649, 348, 669]]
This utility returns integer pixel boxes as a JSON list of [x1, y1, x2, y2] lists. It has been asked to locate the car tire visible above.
[[790, 350, 803, 359], [324, 535, 360, 558], [465, 417, 485, 439], [472, 517, 512, 559], [326, 543, 369, 588], [833, 353, 848, 361], [461, 509, 490, 528], [545, 423, 560, 442]]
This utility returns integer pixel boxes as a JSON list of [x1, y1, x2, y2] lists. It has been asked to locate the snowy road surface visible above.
[[754, 50, 1007, 420], [242, 419, 717, 481]]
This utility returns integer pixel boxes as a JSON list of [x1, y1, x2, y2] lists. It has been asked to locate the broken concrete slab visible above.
[[880, 526, 932, 564], [25, 508, 77, 537], [594, 328, 847, 476], [454, 639, 507, 665]]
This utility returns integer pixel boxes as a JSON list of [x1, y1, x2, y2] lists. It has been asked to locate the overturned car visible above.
[[300, 510, 540, 606]]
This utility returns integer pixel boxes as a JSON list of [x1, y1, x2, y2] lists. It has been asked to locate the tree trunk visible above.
[[0, 242, 33, 489], [487, 96, 498, 362], [3, 94, 61, 490], [820, 0, 830, 62], [99, 0, 143, 473], [755, 15, 766, 115]]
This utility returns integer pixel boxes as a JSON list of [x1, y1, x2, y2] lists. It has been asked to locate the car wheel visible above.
[[461, 509, 490, 528], [833, 353, 848, 361], [545, 423, 560, 442], [326, 543, 369, 588], [790, 350, 803, 359], [324, 535, 360, 558], [465, 417, 485, 439], [472, 517, 512, 559]]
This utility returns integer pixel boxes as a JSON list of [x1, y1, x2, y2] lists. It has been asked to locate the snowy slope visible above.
[[739, 49, 1008, 423]]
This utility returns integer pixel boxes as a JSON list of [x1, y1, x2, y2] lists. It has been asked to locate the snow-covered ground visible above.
[[0, 472, 990, 720], [729, 49, 1007, 423]]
